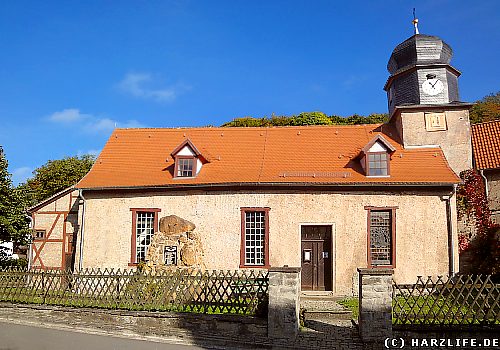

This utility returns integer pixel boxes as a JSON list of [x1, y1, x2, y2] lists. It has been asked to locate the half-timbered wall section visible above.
[[29, 187, 81, 270]]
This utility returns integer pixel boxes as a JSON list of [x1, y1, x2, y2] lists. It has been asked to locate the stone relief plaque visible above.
[[164, 246, 178, 266], [424, 112, 447, 131]]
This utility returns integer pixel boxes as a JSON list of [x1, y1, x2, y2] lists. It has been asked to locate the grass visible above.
[[337, 297, 359, 320], [392, 294, 500, 325], [0, 286, 265, 316]]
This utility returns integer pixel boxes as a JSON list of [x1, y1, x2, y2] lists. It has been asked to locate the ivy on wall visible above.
[[457, 169, 500, 274]]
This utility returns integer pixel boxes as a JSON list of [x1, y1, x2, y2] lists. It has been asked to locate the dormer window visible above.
[[171, 139, 207, 178], [367, 153, 389, 176], [359, 135, 396, 177], [176, 157, 195, 177]]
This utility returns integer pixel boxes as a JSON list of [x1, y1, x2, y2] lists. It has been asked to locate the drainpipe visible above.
[[26, 214, 33, 270], [445, 184, 458, 276], [480, 170, 489, 198], [78, 190, 86, 271]]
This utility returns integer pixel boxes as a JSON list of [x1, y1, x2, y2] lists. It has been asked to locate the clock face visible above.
[[422, 78, 444, 96]]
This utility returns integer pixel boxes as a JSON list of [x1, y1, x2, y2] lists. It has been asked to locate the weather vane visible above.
[[412, 8, 420, 35]]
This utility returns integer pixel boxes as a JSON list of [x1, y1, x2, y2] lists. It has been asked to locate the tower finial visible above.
[[412, 8, 419, 35]]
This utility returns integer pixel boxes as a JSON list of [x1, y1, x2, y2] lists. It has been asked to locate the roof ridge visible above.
[[114, 124, 385, 132]]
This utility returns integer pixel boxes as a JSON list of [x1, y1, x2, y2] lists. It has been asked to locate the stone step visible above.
[[300, 299, 345, 312], [303, 309, 353, 321]]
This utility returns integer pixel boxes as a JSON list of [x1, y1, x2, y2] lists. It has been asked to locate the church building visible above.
[[28, 30, 473, 296]]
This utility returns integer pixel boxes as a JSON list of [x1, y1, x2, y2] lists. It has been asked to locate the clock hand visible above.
[[430, 80, 438, 88]]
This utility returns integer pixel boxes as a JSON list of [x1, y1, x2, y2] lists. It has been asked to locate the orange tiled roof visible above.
[[471, 120, 500, 170], [76, 125, 459, 189]]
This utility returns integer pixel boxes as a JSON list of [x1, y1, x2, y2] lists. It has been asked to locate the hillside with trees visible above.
[[221, 91, 500, 127]]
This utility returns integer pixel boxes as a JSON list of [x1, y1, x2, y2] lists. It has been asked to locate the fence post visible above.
[[357, 268, 393, 344], [267, 267, 301, 341]]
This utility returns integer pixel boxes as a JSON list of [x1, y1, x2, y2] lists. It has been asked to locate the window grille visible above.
[[369, 210, 392, 266], [136, 212, 155, 262], [177, 158, 194, 177], [35, 230, 46, 239], [368, 153, 388, 176], [244, 211, 266, 266]]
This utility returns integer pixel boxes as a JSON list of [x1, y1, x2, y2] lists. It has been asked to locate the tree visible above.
[[0, 147, 30, 250], [469, 91, 500, 124], [23, 155, 95, 204], [221, 112, 389, 127]]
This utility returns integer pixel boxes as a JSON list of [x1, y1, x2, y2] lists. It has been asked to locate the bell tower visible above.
[[385, 20, 473, 176]]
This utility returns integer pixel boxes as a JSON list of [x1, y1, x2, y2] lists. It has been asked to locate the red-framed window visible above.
[[129, 208, 161, 266], [174, 156, 196, 178], [366, 152, 390, 176], [365, 206, 397, 268], [240, 207, 270, 268]]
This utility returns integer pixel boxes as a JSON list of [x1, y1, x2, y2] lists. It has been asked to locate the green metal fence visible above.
[[393, 275, 500, 326], [0, 267, 269, 316]]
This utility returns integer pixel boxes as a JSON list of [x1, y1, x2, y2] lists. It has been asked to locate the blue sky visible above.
[[1, 0, 499, 185]]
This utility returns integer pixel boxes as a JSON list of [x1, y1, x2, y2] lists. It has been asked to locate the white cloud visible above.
[[48, 109, 89, 123], [11, 166, 33, 185], [117, 72, 189, 102], [47, 108, 146, 134]]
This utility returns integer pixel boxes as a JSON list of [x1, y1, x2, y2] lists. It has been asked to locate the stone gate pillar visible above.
[[358, 268, 393, 343], [268, 267, 301, 340]]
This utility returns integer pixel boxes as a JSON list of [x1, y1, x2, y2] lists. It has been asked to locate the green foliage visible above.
[[457, 169, 500, 274], [23, 155, 95, 204], [337, 297, 359, 320], [0, 147, 31, 246], [0, 258, 28, 269], [221, 111, 389, 127], [469, 91, 500, 124]]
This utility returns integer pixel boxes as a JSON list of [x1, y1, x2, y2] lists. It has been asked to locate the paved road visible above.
[[0, 321, 207, 350]]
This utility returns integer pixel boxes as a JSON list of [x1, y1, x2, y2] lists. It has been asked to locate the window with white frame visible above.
[[367, 153, 389, 176], [135, 211, 155, 263], [241, 208, 269, 267], [176, 157, 195, 177]]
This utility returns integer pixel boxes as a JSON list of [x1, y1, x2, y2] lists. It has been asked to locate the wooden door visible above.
[[301, 226, 332, 291]]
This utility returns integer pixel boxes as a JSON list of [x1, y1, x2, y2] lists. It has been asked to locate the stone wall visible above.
[[357, 268, 393, 343], [485, 169, 500, 224], [77, 188, 457, 295], [0, 303, 269, 348], [268, 267, 300, 340], [145, 215, 204, 271], [396, 109, 472, 176]]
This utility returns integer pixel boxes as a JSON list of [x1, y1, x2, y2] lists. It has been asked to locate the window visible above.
[[360, 135, 395, 177], [130, 208, 160, 265], [366, 207, 396, 268], [367, 153, 389, 176], [240, 208, 270, 267], [34, 230, 46, 240], [175, 157, 195, 177]]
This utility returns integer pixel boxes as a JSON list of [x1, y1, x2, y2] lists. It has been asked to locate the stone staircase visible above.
[[300, 292, 353, 321]]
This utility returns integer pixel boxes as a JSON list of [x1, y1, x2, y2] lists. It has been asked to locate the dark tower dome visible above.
[[387, 34, 453, 75], [384, 33, 462, 115]]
